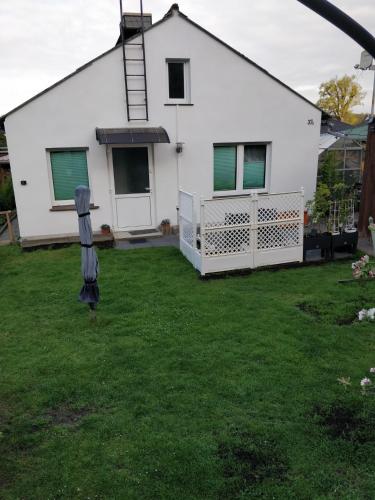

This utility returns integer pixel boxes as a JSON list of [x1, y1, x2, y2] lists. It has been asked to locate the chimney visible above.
[[118, 12, 152, 43]]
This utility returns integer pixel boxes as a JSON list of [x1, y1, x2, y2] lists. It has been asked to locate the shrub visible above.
[[0, 176, 15, 211]]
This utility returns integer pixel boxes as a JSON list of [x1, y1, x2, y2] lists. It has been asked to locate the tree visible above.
[[0, 131, 6, 147], [317, 75, 366, 124]]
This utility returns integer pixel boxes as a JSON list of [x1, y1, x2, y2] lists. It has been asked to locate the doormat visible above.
[[129, 238, 148, 244], [128, 229, 159, 236]]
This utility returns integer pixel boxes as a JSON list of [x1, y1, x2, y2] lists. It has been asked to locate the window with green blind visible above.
[[50, 150, 89, 200], [243, 145, 266, 189], [213, 146, 237, 191], [213, 143, 268, 193]]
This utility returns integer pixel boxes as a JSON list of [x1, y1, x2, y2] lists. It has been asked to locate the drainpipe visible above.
[[105, 145, 116, 232], [175, 105, 180, 226]]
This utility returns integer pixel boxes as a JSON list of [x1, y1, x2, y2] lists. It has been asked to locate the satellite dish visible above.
[[359, 50, 373, 70]]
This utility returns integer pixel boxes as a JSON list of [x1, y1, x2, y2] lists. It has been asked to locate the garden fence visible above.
[[0, 210, 16, 245], [179, 189, 304, 275]]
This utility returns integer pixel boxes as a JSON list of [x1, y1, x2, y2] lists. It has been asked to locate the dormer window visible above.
[[166, 59, 190, 103]]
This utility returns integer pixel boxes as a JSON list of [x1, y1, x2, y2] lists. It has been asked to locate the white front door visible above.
[[111, 145, 155, 230]]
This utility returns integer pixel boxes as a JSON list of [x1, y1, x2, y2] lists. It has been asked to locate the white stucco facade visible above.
[[3, 6, 321, 241]]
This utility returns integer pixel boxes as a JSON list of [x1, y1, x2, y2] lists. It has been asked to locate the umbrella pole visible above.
[[89, 302, 97, 321]]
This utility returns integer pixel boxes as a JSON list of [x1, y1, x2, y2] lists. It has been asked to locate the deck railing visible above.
[[179, 190, 304, 275], [0, 210, 16, 245]]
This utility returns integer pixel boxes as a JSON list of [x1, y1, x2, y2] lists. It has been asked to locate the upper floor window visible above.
[[213, 144, 269, 194], [49, 149, 89, 202], [166, 59, 190, 103]]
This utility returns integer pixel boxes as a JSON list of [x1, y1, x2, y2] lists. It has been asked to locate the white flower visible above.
[[361, 377, 372, 386], [368, 308, 375, 320], [370, 368, 375, 373], [352, 262, 358, 270], [363, 255, 370, 264], [358, 309, 368, 321]]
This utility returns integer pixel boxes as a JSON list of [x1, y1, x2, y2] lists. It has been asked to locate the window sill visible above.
[[50, 204, 99, 212], [164, 103, 194, 106], [213, 191, 268, 198]]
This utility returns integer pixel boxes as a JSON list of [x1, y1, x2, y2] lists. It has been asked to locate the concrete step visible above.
[[114, 229, 163, 241]]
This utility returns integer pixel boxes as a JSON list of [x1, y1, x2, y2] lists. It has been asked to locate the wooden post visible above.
[[6, 211, 15, 242], [358, 119, 375, 237]]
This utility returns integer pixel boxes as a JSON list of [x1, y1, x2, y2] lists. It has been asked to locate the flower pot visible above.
[[161, 223, 171, 235], [304, 210, 309, 225], [303, 233, 332, 261], [101, 227, 111, 236], [331, 231, 358, 255]]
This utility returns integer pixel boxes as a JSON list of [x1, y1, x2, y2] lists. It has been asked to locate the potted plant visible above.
[[304, 183, 332, 260], [100, 223, 111, 236], [304, 152, 358, 260], [160, 218, 171, 235], [330, 198, 358, 255]]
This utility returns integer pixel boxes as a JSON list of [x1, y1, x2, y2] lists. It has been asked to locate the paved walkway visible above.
[[115, 234, 179, 250]]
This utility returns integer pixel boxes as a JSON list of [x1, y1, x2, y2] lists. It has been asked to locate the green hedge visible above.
[[0, 176, 15, 212]]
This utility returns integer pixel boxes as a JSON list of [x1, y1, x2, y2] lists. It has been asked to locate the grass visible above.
[[1, 244, 375, 499]]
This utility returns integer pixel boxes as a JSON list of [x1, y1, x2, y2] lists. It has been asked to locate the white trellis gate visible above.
[[179, 189, 304, 275]]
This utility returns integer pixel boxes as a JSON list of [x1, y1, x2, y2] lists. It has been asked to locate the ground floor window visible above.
[[49, 150, 89, 201], [213, 143, 268, 194]]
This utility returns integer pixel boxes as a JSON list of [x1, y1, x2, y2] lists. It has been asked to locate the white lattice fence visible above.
[[178, 190, 304, 275], [178, 190, 201, 271], [199, 191, 304, 274]]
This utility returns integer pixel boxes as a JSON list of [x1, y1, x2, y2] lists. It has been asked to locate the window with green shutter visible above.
[[50, 150, 89, 200], [243, 145, 266, 189], [213, 146, 237, 191], [213, 143, 268, 193]]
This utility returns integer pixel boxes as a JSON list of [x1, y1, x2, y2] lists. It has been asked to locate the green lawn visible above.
[[1, 245, 375, 499]]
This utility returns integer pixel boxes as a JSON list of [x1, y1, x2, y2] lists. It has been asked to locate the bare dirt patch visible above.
[[45, 405, 93, 427], [296, 302, 321, 319], [217, 428, 288, 497], [313, 401, 375, 444]]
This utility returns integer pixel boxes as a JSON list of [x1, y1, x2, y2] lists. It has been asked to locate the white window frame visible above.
[[213, 143, 271, 197], [46, 147, 92, 206], [166, 58, 191, 104]]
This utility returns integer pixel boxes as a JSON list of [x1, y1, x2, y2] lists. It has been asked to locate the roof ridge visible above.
[[0, 3, 320, 127]]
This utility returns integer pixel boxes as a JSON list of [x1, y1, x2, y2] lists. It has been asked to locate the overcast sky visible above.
[[1, 0, 375, 117]]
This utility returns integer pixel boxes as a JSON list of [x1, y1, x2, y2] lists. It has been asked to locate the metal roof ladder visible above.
[[119, 0, 149, 122]]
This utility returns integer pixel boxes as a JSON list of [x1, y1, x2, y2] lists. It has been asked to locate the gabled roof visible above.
[[320, 116, 352, 135], [0, 3, 320, 129], [345, 122, 369, 141]]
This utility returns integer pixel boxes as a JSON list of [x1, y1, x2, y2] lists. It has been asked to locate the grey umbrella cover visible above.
[[74, 185, 99, 306]]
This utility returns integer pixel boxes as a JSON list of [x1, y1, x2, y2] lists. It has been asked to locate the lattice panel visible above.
[[204, 198, 252, 228], [179, 192, 194, 222], [257, 193, 301, 223], [202, 227, 251, 256], [180, 218, 194, 247], [257, 223, 301, 250]]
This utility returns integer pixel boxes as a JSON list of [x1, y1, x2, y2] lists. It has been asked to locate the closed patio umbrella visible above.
[[74, 185, 99, 311]]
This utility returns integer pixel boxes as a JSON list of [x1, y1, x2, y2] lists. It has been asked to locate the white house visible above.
[[1, 4, 321, 245]]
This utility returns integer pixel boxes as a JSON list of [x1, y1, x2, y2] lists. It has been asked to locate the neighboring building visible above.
[[0, 148, 11, 187], [0, 4, 321, 244], [319, 117, 368, 187]]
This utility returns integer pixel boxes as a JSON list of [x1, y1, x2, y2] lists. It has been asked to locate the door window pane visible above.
[[113, 148, 149, 194], [168, 62, 185, 99], [50, 150, 89, 200], [243, 145, 266, 189], [214, 146, 237, 191]]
